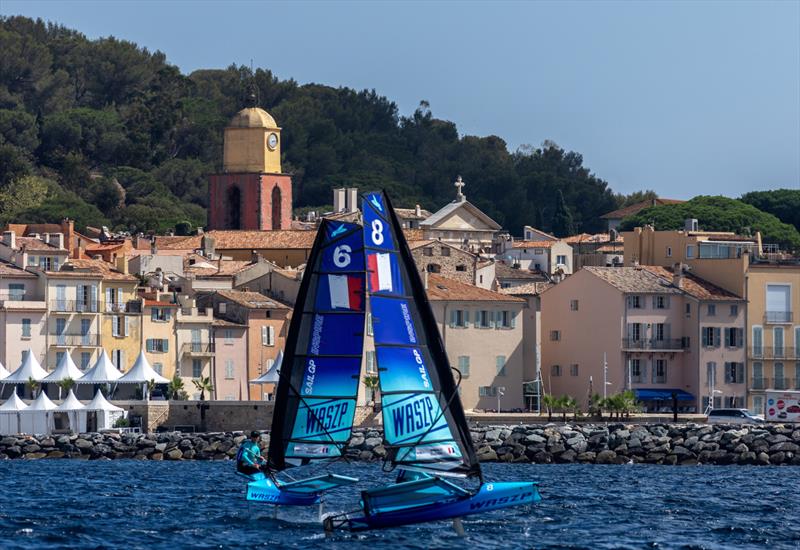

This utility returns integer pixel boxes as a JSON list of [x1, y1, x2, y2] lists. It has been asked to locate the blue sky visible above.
[[3, 0, 798, 199]]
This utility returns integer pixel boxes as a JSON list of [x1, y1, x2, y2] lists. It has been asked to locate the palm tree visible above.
[[167, 375, 185, 400], [192, 376, 214, 401], [362, 375, 379, 404], [26, 377, 40, 399], [57, 377, 75, 399], [564, 396, 579, 421], [557, 395, 572, 422], [542, 394, 557, 421], [588, 393, 604, 419], [620, 390, 638, 419]]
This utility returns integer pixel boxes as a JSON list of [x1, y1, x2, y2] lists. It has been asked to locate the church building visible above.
[[208, 101, 292, 230]]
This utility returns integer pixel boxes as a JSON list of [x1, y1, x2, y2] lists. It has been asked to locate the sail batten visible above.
[[362, 191, 480, 478], [268, 221, 367, 470]]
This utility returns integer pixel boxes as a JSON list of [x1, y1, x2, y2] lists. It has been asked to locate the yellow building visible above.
[[140, 297, 178, 379], [97, 258, 141, 371]]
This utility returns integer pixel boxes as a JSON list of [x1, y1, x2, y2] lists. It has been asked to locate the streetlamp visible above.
[[496, 386, 505, 413]]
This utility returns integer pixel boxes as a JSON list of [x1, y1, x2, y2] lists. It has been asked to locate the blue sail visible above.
[[362, 192, 480, 477], [268, 221, 367, 469]]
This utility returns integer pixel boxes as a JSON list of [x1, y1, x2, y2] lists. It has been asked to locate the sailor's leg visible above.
[[318, 499, 325, 522], [452, 517, 465, 537]]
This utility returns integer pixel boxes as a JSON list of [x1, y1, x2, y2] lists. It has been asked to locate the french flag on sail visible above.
[[367, 252, 394, 292], [328, 274, 363, 310]]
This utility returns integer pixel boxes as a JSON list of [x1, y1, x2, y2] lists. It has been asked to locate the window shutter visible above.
[[650, 360, 656, 383], [702, 329, 708, 347], [489, 310, 496, 329], [665, 323, 671, 340], [146, 339, 153, 352], [724, 328, 731, 347], [724, 363, 731, 383], [652, 296, 657, 308], [736, 363, 744, 382], [151, 309, 158, 321], [449, 310, 456, 328], [120, 350, 126, 371], [464, 310, 470, 325], [124, 315, 130, 337], [626, 323, 633, 340], [165, 309, 171, 321], [714, 327, 721, 348], [90, 285, 98, 311], [474, 311, 481, 328], [163, 339, 169, 352], [510, 311, 517, 329], [261, 326, 268, 345], [737, 328, 744, 348], [268, 326, 275, 346], [665, 296, 670, 308], [105, 288, 113, 311]]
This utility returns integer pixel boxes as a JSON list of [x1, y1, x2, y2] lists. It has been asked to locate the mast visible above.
[[362, 191, 480, 478], [268, 220, 367, 471]]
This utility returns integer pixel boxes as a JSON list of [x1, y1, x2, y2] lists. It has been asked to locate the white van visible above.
[[706, 408, 765, 424]]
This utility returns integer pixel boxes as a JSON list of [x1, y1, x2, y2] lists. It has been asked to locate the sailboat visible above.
[[243, 220, 364, 506], [323, 191, 541, 532]]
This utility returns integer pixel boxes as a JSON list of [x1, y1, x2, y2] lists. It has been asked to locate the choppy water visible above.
[[1, 461, 798, 549]]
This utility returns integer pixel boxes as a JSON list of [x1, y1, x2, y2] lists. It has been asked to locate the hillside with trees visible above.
[[739, 189, 800, 232], [618, 196, 800, 250]]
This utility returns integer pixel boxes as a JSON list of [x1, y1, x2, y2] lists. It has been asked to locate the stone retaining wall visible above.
[[2, 423, 799, 465]]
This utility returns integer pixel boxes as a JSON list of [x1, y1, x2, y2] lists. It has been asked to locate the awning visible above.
[[634, 389, 694, 401]]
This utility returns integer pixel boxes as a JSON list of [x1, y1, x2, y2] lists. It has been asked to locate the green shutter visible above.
[[714, 327, 721, 348], [510, 311, 516, 329]]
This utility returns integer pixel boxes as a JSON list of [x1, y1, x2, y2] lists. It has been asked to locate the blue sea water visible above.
[[0, 461, 798, 549]]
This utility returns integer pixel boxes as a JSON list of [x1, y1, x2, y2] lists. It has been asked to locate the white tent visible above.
[[4, 350, 49, 383], [54, 389, 87, 433], [43, 353, 84, 383], [250, 350, 282, 384], [0, 390, 28, 435], [77, 350, 122, 384], [84, 389, 124, 431], [118, 351, 169, 384], [20, 391, 57, 435], [0, 360, 10, 381]]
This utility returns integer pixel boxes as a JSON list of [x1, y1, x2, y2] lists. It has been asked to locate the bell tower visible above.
[[208, 93, 292, 230]]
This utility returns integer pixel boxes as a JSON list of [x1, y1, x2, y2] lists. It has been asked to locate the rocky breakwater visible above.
[[0, 432, 252, 461], [465, 423, 800, 466]]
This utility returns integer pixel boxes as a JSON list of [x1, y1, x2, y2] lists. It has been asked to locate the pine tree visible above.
[[551, 189, 574, 237]]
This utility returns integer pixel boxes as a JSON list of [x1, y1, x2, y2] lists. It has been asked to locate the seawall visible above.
[[1, 423, 799, 465]]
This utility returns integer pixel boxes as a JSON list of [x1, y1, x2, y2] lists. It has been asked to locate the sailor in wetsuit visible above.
[[236, 430, 266, 475]]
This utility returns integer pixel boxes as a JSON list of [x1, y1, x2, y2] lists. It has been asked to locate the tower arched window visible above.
[[271, 186, 282, 230], [227, 185, 242, 230]]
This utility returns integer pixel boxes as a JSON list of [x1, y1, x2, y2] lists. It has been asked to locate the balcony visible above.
[[50, 333, 101, 347], [181, 342, 214, 356], [750, 378, 799, 391], [751, 377, 768, 390], [765, 311, 793, 324], [176, 307, 212, 323], [103, 301, 143, 314], [50, 300, 99, 313], [748, 346, 797, 359], [622, 338, 687, 352], [0, 291, 46, 310], [772, 378, 797, 391]]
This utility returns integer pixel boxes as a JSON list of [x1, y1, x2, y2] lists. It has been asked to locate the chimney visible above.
[[672, 263, 684, 289], [423, 269, 429, 290], [116, 256, 129, 275], [61, 218, 74, 257], [684, 218, 699, 232], [346, 188, 358, 213], [43, 233, 51, 244], [202, 235, 216, 258], [150, 238, 157, 255], [415, 204, 421, 217], [333, 188, 346, 212], [2, 230, 15, 249]]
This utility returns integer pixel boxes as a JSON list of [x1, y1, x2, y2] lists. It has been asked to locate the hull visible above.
[[325, 481, 541, 532], [246, 477, 321, 506]]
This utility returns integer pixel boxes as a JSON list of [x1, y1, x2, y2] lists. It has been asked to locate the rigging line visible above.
[[380, 366, 466, 474]]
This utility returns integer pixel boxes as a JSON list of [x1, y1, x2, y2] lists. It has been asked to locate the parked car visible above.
[[706, 408, 765, 424]]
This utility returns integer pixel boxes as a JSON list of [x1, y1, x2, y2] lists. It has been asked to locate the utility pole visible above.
[[603, 352, 608, 399]]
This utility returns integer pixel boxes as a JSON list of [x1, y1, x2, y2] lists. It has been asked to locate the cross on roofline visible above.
[[454, 175, 466, 202]]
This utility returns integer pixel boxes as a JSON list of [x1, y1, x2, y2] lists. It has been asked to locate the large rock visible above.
[[769, 442, 799, 453], [166, 449, 183, 460], [74, 439, 93, 450], [596, 450, 617, 464]]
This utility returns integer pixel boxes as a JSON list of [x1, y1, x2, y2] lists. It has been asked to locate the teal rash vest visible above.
[[238, 440, 262, 466]]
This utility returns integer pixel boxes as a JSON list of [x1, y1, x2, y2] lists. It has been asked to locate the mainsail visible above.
[[268, 220, 367, 471], [362, 191, 480, 478]]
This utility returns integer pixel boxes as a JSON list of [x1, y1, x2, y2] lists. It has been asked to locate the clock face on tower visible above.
[[267, 132, 279, 151]]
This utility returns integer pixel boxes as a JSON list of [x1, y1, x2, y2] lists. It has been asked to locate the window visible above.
[[706, 362, 717, 386], [28, 255, 37, 267], [686, 245, 695, 259], [702, 327, 720, 347], [457, 356, 470, 378], [153, 362, 163, 376], [111, 350, 125, 370], [685, 303, 691, 317], [496, 355, 506, 377], [21, 318, 31, 338], [551, 365, 562, 376], [653, 359, 667, 383], [81, 318, 92, 345], [752, 326, 763, 356], [556, 255, 567, 266], [426, 264, 441, 273], [365, 351, 377, 374], [224, 329, 233, 345], [151, 307, 171, 322], [752, 362, 764, 387], [476, 310, 493, 328], [550, 330, 561, 341], [225, 360, 234, 379], [112, 315, 122, 337], [497, 310, 514, 329], [627, 295, 642, 309], [192, 359, 202, 378], [707, 304, 716, 316], [479, 386, 497, 397], [450, 309, 469, 328], [666, 246, 672, 257], [630, 359, 643, 382], [654, 296, 668, 309], [654, 323, 665, 341], [724, 362, 744, 384], [725, 327, 743, 348], [570, 300, 579, 311], [752, 395, 764, 416], [366, 312, 373, 336], [455, 264, 467, 272], [80, 352, 91, 370], [9, 283, 24, 300], [534, 248, 544, 255], [774, 363, 785, 389], [146, 338, 169, 353], [570, 364, 579, 376], [774, 327, 785, 357], [262, 325, 275, 346], [218, 302, 227, 314], [440, 247, 450, 257], [730, 305, 738, 316], [628, 323, 642, 341], [423, 247, 433, 257]]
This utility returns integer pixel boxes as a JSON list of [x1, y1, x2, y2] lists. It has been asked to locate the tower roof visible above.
[[228, 107, 278, 129]]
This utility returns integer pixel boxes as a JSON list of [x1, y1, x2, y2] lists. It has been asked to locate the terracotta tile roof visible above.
[[426, 274, 525, 303], [595, 244, 624, 253], [154, 230, 319, 251], [46, 259, 138, 281], [153, 235, 202, 250], [395, 207, 432, 220], [641, 266, 742, 301], [215, 290, 290, 309], [407, 240, 434, 250], [564, 233, 616, 244], [212, 318, 247, 327], [601, 199, 684, 219], [0, 259, 36, 278], [5, 223, 62, 235], [14, 236, 63, 252], [183, 256, 254, 277], [403, 228, 424, 241], [583, 266, 683, 294], [512, 240, 557, 249], [144, 299, 178, 307], [495, 263, 549, 280], [498, 281, 553, 296]]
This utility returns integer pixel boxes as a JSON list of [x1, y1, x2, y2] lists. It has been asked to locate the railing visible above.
[[49, 300, 99, 313], [748, 346, 797, 359], [180, 307, 209, 316], [765, 311, 793, 324], [751, 377, 768, 390], [772, 378, 796, 391], [0, 290, 28, 301], [622, 338, 687, 351], [50, 333, 101, 346], [751, 378, 798, 390], [181, 342, 214, 355]]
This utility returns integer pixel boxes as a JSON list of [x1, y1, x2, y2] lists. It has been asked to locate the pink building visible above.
[[212, 319, 249, 401], [0, 259, 47, 370], [541, 266, 745, 412]]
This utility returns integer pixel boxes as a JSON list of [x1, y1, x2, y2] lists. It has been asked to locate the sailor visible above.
[[236, 430, 266, 475]]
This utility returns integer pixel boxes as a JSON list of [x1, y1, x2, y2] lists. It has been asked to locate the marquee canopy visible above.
[[117, 351, 169, 384], [4, 350, 49, 383], [43, 353, 84, 383], [77, 350, 122, 384]]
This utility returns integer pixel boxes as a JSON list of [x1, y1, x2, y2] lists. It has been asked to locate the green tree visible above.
[[363, 375, 379, 404], [551, 190, 575, 237], [166, 374, 185, 400], [192, 376, 214, 401], [0, 174, 49, 224], [740, 189, 800, 232]]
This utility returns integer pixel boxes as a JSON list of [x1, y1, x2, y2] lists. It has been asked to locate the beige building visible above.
[[426, 274, 526, 411], [0, 259, 46, 369], [174, 296, 215, 398], [409, 240, 482, 286], [141, 297, 178, 379]]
